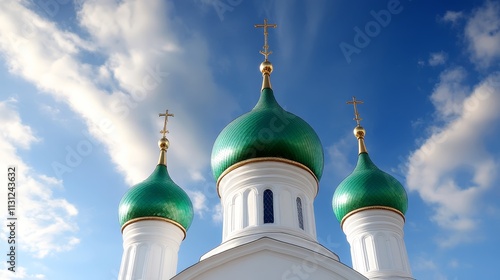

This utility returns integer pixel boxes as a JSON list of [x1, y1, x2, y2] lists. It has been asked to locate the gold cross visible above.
[[159, 110, 174, 137], [347, 96, 364, 126], [254, 19, 277, 61]]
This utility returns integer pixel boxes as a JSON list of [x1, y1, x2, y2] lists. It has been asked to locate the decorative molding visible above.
[[121, 216, 186, 239], [217, 157, 318, 197]]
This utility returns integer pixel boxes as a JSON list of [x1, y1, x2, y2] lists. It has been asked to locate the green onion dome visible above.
[[211, 87, 324, 183], [119, 136, 194, 234], [332, 126, 408, 224], [332, 152, 408, 223]]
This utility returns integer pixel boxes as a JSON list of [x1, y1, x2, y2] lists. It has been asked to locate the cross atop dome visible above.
[[346, 97, 367, 154], [159, 110, 174, 137], [347, 96, 364, 127], [255, 19, 277, 90], [255, 19, 277, 61], [158, 110, 174, 164]]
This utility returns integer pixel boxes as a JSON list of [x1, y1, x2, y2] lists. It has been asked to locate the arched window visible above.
[[297, 197, 304, 230], [263, 189, 274, 224]]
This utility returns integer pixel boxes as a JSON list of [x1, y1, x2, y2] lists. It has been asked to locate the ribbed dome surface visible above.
[[119, 164, 194, 231], [332, 152, 408, 222], [211, 88, 324, 181]]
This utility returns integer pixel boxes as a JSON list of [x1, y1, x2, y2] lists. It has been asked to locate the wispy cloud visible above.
[[272, 0, 330, 61], [0, 3, 236, 276], [405, 70, 500, 247], [303, 0, 330, 56], [187, 190, 209, 218], [413, 256, 449, 280], [0, 1, 236, 220], [429, 68, 468, 121], [428, 51, 448, 66], [212, 203, 223, 223], [0, 99, 79, 260], [0, 98, 39, 148], [325, 133, 356, 181], [465, 1, 500, 68], [0, 264, 45, 280], [441, 11, 464, 25], [405, 2, 500, 246]]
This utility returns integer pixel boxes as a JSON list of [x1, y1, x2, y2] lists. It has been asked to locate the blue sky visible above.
[[0, 0, 499, 279]]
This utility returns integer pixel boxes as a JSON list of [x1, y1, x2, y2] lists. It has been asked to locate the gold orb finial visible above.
[[158, 136, 170, 151], [260, 60, 273, 75], [353, 126, 365, 139]]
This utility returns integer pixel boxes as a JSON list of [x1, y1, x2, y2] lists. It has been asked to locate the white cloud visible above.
[[429, 67, 469, 121], [325, 133, 355, 180], [38, 104, 61, 119], [0, 99, 79, 260], [187, 190, 209, 218], [273, 0, 330, 61], [465, 1, 500, 68], [412, 256, 452, 280], [37, 174, 63, 187], [212, 203, 223, 223], [414, 257, 438, 271], [304, 0, 330, 54], [190, 171, 206, 182], [0, 1, 236, 219], [0, 98, 39, 149], [405, 71, 500, 247], [0, 264, 45, 280], [428, 51, 448, 66], [448, 259, 459, 268], [441, 11, 464, 24]]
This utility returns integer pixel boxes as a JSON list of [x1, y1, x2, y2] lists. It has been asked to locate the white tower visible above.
[[117, 111, 194, 280], [332, 97, 413, 280], [203, 19, 335, 260]]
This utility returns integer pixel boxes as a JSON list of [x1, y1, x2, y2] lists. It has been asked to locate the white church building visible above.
[[116, 20, 414, 280]]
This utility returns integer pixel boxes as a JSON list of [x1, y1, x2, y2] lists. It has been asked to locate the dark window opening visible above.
[[263, 189, 274, 224], [297, 197, 304, 230]]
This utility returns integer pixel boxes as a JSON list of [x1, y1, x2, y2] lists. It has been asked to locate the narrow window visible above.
[[263, 189, 274, 224], [297, 197, 304, 230]]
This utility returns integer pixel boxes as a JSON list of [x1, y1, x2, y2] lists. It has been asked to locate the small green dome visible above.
[[211, 88, 324, 181], [332, 152, 408, 222], [119, 164, 194, 231]]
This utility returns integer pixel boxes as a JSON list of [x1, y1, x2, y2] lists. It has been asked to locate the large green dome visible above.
[[119, 164, 194, 231], [332, 152, 408, 223], [211, 88, 324, 182]]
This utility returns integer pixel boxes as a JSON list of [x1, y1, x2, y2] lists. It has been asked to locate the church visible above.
[[116, 19, 414, 280]]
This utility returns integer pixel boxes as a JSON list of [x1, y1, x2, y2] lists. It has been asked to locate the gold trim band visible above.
[[340, 206, 405, 229], [216, 157, 319, 197], [121, 217, 187, 240]]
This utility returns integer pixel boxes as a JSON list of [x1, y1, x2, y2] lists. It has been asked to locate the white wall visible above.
[[219, 160, 318, 243], [118, 220, 184, 280], [175, 237, 367, 280], [203, 160, 324, 260], [343, 209, 413, 280]]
